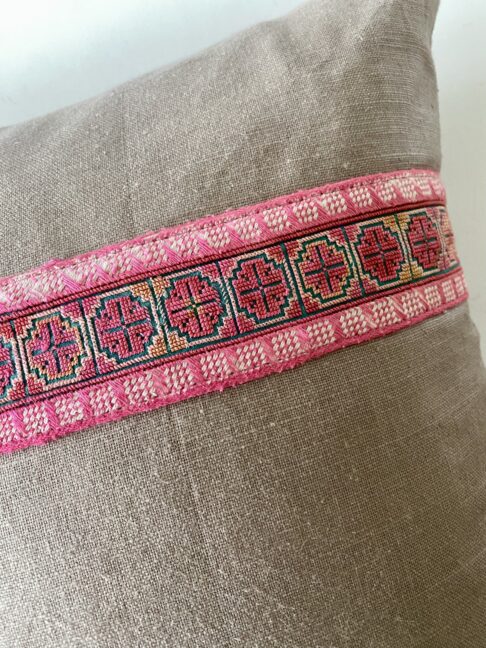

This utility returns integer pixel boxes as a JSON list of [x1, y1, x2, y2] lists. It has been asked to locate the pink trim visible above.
[[0, 169, 444, 316], [0, 204, 457, 410], [0, 169, 464, 455], [0, 269, 467, 454]]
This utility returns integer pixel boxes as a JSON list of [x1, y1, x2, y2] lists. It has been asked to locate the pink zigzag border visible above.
[[0, 269, 467, 454], [0, 169, 444, 316]]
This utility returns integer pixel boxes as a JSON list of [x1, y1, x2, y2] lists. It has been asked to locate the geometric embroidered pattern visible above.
[[296, 236, 352, 304], [24, 313, 86, 384], [163, 272, 226, 340], [93, 293, 157, 362], [0, 169, 466, 454]]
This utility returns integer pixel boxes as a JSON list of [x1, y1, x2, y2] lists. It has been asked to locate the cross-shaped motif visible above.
[[232, 256, 289, 321], [296, 237, 351, 305], [94, 293, 156, 362], [25, 315, 84, 383], [302, 243, 348, 294], [164, 274, 224, 339], [104, 301, 148, 353], [32, 320, 77, 373], [357, 225, 404, 282], [408, 215, 441, 269]]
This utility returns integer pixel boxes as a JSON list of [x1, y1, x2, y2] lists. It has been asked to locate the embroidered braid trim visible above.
[[0, 169, 466, 454]]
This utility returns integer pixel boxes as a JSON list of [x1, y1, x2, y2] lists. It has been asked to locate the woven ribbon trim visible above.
[[0, 169, 466, 453]]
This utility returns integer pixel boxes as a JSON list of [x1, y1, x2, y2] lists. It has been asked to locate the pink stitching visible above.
[[0, 169, 444, 315], [0, 204, 456, 413], [0, 269, 466, 455], [0, 169, 461, 455]]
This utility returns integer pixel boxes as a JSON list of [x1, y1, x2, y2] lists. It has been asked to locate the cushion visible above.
[[0, 0, 485, 646]]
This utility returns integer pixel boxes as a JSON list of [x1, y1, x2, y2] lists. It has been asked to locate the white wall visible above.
[[0, 0, 302, 122], [0, 0, 484, 355], [433, 0, 486, 357]]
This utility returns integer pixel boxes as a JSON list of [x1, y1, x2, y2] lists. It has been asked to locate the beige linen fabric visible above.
[[0, 1, 485, 646], [0, 0, 440, 275]]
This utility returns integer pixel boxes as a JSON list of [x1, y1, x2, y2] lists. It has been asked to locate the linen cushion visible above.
[[0, 1, 485, 646]]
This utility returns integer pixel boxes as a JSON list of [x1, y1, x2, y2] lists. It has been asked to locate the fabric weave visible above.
[[0, 0, 485, 646]]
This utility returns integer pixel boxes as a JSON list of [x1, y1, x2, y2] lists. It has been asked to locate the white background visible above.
[[0, 0, 484, 356]]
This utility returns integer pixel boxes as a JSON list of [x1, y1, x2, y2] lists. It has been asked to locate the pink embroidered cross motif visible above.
[[356, 223, 405, 283], [93, 293, 156, 362], [230, 255, 290, 322], [407, 212, 441, 270], [24, 314, 85, 384], [296, 236, 351, 304], [163, 273, 225, 340]]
